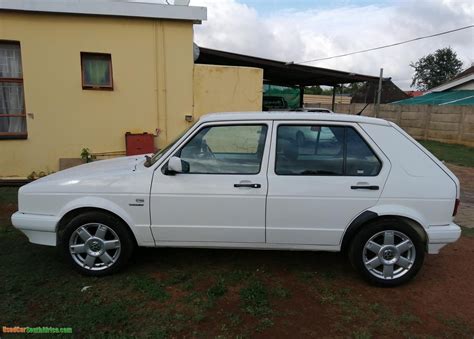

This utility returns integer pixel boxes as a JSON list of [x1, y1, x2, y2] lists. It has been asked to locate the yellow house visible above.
[[0, 0, 263, 178]]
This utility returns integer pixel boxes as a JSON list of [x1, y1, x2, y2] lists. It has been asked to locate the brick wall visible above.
[[306, 103, 474, 147]]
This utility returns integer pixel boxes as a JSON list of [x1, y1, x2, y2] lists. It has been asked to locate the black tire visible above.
[[61, 211, 135, 276], [348, 219, 425, 287]]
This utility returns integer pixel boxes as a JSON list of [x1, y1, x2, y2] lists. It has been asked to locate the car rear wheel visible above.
[[349, 219, 425, 286], [61, 211, 134, 276]]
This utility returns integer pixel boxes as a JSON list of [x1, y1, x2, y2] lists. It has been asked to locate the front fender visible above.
[[58, 196, 136, 230]]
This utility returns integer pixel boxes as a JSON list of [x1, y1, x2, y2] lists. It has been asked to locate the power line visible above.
[[290, 25, 474, 65]]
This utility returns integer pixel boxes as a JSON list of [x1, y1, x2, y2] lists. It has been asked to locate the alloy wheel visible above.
[[69, 223, 121, 271]]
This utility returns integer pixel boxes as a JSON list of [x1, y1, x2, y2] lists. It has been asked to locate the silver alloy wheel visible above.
[[69, 223, 121, 271], [362, 230, 416, 280]]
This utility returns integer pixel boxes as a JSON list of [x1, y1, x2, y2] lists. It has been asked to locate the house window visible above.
[[0, 42, 27, 139], [81, 52, 113, 90]]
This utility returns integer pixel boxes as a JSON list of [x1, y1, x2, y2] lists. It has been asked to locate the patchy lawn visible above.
[[419, 140, 474, 167], [1, 181, 474, 337]]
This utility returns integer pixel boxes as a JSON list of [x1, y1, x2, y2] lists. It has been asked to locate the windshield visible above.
[[147, 122, 197, 166]]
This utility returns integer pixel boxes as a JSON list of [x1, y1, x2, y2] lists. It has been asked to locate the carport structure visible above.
[[196, 47, 381, 110]]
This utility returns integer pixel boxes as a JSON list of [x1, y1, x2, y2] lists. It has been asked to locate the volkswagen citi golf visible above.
[[12, 112, 461, 286]]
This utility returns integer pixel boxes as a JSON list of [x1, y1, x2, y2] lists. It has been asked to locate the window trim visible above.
[[274, 124, 382, 177], [80, 52, 114, 91], [163, 123, 270, 176], [0, 40, 27, 140]]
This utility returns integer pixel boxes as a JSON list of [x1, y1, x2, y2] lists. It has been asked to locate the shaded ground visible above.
[[1, 161, 473, 337]]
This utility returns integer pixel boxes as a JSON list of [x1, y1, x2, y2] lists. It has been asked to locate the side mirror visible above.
[[165, 156, 190, 175], [168, 156, 183, 173]]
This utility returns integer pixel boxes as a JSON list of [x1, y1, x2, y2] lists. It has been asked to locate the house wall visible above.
[[0, 12, 264, 178], [193, 64, 263, 118]]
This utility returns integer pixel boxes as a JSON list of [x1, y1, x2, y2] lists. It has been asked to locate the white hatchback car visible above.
[[12, 112, 461, 286]]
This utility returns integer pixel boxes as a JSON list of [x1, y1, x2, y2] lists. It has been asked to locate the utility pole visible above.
[[375, 68, 383, 118], [331, 86, 337, 111]]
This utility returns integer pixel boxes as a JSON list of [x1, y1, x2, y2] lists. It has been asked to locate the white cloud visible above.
[[191, 0, 474, 90]]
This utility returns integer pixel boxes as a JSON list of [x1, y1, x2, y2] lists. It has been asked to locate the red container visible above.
[[125, 132, 156, 156]]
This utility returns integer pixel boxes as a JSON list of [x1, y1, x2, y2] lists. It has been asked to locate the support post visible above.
[[375, 68, 383, 118], [299, 85, 305, 108], [331, 86, 337, 111]]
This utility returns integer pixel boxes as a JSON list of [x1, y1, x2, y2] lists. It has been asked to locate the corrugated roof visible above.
[[196, 47, 380, 87], [0, 0, 207, 22], [393, 90, 474, 106]]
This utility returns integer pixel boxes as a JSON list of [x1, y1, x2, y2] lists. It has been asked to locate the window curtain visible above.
[[84, 57, 110, 86], [0, 44, 25, 133]]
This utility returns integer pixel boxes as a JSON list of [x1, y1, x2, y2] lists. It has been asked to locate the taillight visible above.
[[453, 199, 460, 216]]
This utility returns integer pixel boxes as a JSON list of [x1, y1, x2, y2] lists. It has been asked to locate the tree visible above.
[[304, 86, 323, 95], [410, 47, 463, 90]]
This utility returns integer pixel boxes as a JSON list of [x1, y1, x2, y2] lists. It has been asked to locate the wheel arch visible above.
[[56, 203, 138, 247], [341, 210, 428, 253]]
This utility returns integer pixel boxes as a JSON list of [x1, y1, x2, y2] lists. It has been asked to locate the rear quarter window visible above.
[[360, 123, 441, 177]]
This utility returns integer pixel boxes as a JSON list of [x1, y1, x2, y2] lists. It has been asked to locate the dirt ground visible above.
[[1, 164, 473, 337]]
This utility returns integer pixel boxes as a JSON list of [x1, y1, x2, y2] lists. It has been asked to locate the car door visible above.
[[150, 121, 272, 243], [266, 121, 390, 246]]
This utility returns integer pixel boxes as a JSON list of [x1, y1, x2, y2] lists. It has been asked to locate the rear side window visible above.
[[275, 125, 381, 176]]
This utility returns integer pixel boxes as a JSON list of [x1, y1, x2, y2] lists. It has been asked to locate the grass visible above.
[[461, 226, 474, 237], [1, 150, 473, 336], [240, 279, 271, 316], [0, 186, 18, 204], [418, 140, 474, 167]]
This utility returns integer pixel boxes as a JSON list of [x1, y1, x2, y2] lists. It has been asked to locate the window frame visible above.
[[80, 52, 114, 91], [274, 123, 382, 177], [0, 40, 27, 140], [163, 122, 270, 176]]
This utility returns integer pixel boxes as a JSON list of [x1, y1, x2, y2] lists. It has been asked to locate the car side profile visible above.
[[12, 112, 461, 286]]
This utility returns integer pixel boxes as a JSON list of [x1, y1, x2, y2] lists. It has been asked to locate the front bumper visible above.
[[426, 223, 461, 254], [11, 212, 60, 246]]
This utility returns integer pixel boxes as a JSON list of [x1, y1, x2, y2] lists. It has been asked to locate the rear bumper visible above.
[[11, 211, 59, 246], [426, 223, 461, 254]]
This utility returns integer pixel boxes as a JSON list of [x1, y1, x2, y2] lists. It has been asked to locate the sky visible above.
[[187, 0, 473, 90]]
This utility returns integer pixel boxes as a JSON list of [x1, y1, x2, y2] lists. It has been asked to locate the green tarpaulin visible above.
[[263, 85, 301, 109], [393, 90, 474, 106]]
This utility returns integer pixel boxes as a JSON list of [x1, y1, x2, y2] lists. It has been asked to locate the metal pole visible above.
[[375, 68, 383, 118], [332, 86, 337, 111], [299, 85, 305, 108]]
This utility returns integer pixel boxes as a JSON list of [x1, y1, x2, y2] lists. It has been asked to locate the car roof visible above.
[[199, 111, 391, 126]]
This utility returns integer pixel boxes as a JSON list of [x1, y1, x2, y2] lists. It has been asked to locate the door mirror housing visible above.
[[165, 156, 190, 175], [168, 156, 183, 173]]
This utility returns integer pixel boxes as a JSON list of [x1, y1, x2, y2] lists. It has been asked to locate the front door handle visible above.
[[351, 185, 379, 190], [234, 183, 261, 188]]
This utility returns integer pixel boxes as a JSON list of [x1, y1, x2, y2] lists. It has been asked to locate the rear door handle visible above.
[[351, 185, 379, 190], [234, 183, 261, 188]]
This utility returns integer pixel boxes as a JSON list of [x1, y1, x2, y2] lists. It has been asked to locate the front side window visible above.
[[81, 52, 113, 90], [275, 125, 381, 176], [177, 124, 268, 174], [0, 42, 26, 139]]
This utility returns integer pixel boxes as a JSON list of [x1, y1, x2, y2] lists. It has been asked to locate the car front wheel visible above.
[[61, 211, 134, 276], [349, 220, 425, 286]]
